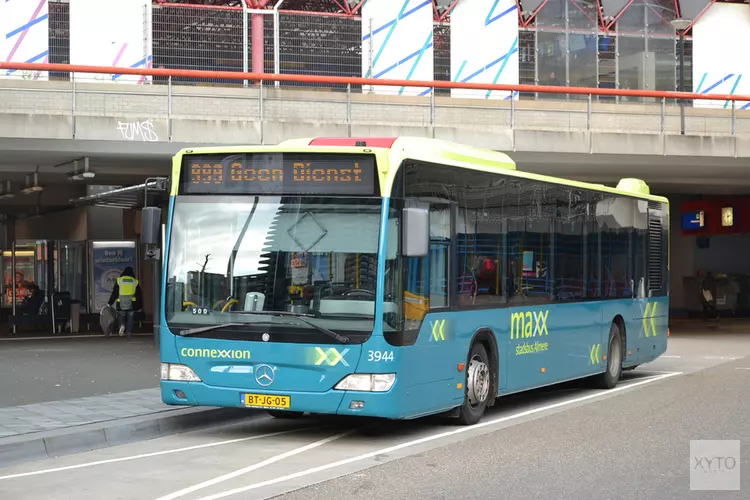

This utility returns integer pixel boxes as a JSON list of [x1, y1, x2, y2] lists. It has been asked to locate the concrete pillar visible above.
[[251, 0, 269, 74]]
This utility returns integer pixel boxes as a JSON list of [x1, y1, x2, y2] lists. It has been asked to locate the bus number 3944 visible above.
[[368, 350, 395, 362]]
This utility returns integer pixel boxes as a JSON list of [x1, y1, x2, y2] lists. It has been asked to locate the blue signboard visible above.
[[682, 210, 705, 230], [91, 242, 137, 311]]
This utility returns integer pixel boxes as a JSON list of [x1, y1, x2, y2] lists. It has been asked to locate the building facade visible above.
[[0, 1, 747, 107]]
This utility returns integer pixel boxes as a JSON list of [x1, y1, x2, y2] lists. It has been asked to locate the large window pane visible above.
[[650, 37, 676, 93], [429, 205, 451, 308], [507, 181, 553, 305], [618, 35, 646, 100], [615, 0, 677, 101], [455, 175, 505, 308], [537, 0, 598, 98], [555, 188, 587, 300]]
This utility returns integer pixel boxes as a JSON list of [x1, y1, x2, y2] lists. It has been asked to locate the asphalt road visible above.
[[0, 336, 159, 407], [0, 332, 747, 500]]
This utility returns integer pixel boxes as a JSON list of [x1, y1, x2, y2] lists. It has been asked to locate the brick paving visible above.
[[0, 388, 172, 438]]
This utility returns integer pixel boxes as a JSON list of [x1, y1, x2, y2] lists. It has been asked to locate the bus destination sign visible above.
[[180, 153, 377, 196]]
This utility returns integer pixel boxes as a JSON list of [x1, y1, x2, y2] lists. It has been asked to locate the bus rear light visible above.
[[335, 373, 395, 392], [457, 363, 465, 371], [161, 363, 202, 382]]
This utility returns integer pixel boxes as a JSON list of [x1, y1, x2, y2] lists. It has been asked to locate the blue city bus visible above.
[[151, 137, 669, 425]]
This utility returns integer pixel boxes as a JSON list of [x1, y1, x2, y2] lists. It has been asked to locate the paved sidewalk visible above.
[[0, 336, 162, 408], [0, 388, 248, 468], [0, 388, 168, 438]]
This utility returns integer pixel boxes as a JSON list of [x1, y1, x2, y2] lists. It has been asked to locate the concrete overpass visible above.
[[1, 67, 750, 221]]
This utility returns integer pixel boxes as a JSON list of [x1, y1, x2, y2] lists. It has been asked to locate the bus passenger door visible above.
[[400, 202, 459, 416]]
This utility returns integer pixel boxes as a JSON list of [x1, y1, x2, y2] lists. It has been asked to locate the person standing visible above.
[[700, 271, 719, 321], [108, 266, 143, 337]]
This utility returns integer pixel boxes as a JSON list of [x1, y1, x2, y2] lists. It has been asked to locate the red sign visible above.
[[680, 198, 749, 235]]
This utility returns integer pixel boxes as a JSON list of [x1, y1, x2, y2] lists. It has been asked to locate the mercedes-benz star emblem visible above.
[[254, 364, 275, 387]]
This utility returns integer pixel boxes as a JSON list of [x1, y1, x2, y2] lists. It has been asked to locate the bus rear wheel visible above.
[[267, 410, 305, 419], [457, 343, 492, 426], [592, 322, 623, 389]]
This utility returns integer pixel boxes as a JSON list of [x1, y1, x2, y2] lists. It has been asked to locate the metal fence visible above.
[[43, 0, 690, 99]]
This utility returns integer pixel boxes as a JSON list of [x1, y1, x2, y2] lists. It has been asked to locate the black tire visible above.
[[591, 322, 623, 389], [267, 410, 305, 419], [456, 343, 492, 426]]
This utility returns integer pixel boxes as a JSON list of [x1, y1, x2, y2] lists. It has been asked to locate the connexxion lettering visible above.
[[181, 348, 252, 360]]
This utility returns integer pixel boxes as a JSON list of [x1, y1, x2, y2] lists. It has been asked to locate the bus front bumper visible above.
[[161, 380, 409, 419]]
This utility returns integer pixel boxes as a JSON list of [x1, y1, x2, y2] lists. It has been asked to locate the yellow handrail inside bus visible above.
[[221, 300, 238, 312]]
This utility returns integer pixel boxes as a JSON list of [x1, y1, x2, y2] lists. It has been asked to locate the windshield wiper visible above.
[[235, 311, 349, 344], [178, 322, 250, 337]]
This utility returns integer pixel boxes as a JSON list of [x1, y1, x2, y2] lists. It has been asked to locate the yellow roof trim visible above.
[[616, 178, 650, 195]]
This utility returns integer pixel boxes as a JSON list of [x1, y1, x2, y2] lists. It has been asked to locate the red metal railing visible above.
[[0, 61, 749, 104]]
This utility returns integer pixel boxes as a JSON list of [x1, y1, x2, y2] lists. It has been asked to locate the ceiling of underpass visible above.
[[0, 138, 182, 217], [0, 139, 747, 218]]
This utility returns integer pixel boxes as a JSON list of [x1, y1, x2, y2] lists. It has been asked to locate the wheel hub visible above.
[[467, 356, 490, 406]]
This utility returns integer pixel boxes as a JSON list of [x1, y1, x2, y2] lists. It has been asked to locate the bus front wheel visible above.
[[592, 322, 623, 389], [457, 343, 492, 426]]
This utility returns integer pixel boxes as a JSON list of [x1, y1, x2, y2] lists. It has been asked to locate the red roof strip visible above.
[[308, 137, 398, 148]]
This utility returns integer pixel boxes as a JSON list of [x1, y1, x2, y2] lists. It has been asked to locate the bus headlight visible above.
[[161, 363, 202, 382], [334, 374, 395, 392]]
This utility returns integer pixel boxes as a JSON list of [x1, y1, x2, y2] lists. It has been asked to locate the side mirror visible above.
[[403, 206, 429, 257], [141, 207, 162, 245]]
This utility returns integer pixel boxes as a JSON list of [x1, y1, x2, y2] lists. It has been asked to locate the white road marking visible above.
[[0, 333, 151, 342], [736, 367, 750, 370], [153, 428, 357, 500], [0, 424, 321, 481], [661, 355, 681, 359], [194, 372, 683, 500]]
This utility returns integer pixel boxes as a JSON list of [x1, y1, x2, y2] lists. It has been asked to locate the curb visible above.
[[0, 406, 252, 470]]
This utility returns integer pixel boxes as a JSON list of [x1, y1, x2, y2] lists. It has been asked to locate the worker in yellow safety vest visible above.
[[108, 266, 143, 338]]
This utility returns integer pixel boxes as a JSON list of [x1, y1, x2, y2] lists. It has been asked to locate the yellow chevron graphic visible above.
[[589, 343, 601, 365], [431, 319, 446, 341], [642, 302, 659, 338], [313, 347, 350, 367]]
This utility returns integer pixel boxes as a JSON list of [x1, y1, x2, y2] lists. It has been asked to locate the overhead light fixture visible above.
[[69, 171, 96, 181], [21, 185, 43, 195], [68, 157, 95, 181], [21, 173, 43, 195], [670, 18, 692, 32], [0, 181, 14, 199]]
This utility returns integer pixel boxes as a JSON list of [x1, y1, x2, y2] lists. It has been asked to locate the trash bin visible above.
[[70, 300, 81, 333], [51, 292, 71, 334]]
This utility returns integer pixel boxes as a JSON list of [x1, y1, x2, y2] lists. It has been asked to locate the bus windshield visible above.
[[165, 195, 389, 341]]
